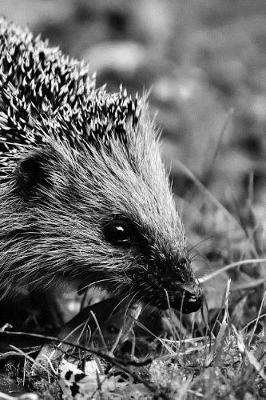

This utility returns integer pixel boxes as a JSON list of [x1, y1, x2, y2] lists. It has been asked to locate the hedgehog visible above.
[[0, 18, 202, 317]]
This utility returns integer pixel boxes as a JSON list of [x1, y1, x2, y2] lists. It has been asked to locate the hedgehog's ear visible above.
[[15, 152, 50, 196]]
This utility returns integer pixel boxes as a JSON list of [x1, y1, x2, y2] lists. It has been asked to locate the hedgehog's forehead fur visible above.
[[43, 120, 186, 255], [0, 18, 189, 300]]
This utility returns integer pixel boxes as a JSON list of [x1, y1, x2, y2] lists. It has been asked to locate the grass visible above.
[[2, 279, 266, 399]]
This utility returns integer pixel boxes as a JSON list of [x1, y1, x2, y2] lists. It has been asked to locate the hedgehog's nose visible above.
[[178, 283, 203, 314]]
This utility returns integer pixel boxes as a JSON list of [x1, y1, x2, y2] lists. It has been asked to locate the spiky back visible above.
[[0, 17, 140, 173]]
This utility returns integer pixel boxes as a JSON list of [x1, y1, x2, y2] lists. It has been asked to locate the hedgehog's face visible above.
[[86, 124, 204, 314], [8, 133, 202, 314]]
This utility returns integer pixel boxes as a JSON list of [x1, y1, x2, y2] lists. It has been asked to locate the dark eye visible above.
[[103, 219, 133, 247]]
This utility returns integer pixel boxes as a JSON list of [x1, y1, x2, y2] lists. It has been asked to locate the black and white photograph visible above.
[[0, 1, 265, 399]]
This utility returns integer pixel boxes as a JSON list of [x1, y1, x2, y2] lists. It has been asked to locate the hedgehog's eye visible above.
[[104, 220, 133, 247]]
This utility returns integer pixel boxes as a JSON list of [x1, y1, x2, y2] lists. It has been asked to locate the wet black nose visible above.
[[180, 284, 203, 313], [165, 283, 202, 314]]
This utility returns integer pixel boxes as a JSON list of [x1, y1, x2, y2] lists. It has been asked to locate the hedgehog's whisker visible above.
[[124, 289, 142, 318], [77, 278, 114, 293], [187, 235, 215, 254]]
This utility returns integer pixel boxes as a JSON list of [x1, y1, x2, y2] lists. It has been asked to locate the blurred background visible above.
[[1, 0, 266, 314]]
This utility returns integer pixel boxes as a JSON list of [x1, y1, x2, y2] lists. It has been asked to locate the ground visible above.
[[0, 1, 266, 399]]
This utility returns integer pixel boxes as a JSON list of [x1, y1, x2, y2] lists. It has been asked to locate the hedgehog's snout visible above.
[[172, 282, 203, 313], [160, 258, 203, 313], [160, 274, 202, 313], [140, 257, 203, 313]]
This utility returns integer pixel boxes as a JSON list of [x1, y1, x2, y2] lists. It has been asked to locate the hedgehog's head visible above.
[[3, 111, 202, 314]]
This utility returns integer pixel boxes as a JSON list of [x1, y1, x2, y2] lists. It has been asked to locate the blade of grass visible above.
[[248, 290, 266, 347], [199, 258, 266, 283]]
